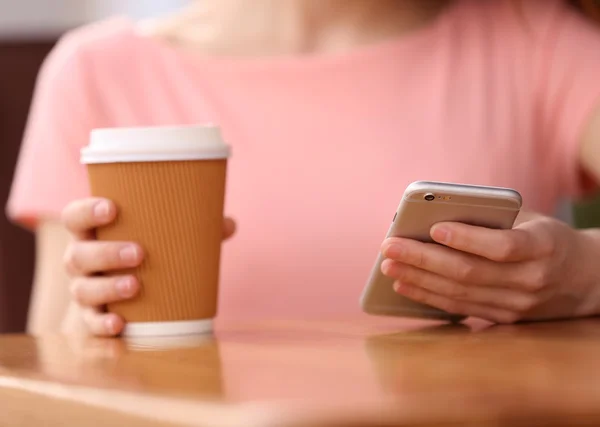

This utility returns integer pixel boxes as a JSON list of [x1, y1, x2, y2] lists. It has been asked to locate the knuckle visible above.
[[411, 249, 427, 269], [448, 284, 469, 300], [61, 200, 89, 230], [61, 198, 111, 233], [60, 202, 76, 228], [541, 239, 557, 257], [495, 238, 518, 261], [455, 260, 477, 282], [526, 267, 549, 292], [69, 278, 87, 305], [63, 245, 81, 276], [537, 219, 560, 246], [537, 237, 555, 258]]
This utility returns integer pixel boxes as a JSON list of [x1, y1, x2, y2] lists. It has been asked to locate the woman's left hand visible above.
[[381, 214, 600, 324]]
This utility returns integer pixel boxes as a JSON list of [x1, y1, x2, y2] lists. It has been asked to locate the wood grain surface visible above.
[[1, 317, 600, 426]]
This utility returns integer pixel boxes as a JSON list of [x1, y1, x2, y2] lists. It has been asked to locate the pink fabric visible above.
[[7, 0, 600, 319]]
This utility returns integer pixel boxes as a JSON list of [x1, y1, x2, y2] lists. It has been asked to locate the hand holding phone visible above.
[[360, 181, 522, 322]]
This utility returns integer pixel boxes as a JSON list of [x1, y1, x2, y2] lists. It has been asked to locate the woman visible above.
[[8, 0, 600, 336]]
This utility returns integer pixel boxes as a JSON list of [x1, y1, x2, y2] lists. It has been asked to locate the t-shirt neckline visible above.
[[122, 1, 461, 72]]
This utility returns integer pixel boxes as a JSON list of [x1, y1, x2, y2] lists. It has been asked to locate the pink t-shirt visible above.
[[7, 0, 600, 320]]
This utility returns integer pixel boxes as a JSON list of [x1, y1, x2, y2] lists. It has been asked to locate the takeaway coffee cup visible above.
[[81, 125, 230, 337]]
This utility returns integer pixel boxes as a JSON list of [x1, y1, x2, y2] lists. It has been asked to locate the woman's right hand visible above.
[[61, 198, 236, 337]]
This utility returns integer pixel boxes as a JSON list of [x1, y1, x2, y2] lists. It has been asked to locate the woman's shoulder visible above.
[[36, 17, 195, 130], [44, 17, 145, 77], [39, 17, 182, 122]]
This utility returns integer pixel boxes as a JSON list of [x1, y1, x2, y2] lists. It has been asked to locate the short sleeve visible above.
[[530, 0, 600, 198], [6, 34, 95, 229]]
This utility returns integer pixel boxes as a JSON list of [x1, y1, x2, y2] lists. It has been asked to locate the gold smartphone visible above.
[[360, 181, 522, 322]]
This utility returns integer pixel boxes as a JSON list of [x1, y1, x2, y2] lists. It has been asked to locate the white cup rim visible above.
[[123, 319, 214, 337], [81, 125, 231, 164]]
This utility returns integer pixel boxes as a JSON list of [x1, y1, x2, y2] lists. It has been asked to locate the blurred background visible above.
[[0, 0, 187, 37], [0, 1, 186, 333]]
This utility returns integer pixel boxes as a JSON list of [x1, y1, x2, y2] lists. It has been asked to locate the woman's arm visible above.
[[28, 220, 75, 335]]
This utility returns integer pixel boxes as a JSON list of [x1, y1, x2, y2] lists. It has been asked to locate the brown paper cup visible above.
[[81, 126, 230, 337]]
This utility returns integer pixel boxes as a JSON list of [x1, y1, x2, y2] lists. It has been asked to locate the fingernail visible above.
[[116, 277, 137, 298], [384, 243, 405, 259], [119, 246, 140, 265], [432, 226, 450, 243], [94, 201, 110, 220]]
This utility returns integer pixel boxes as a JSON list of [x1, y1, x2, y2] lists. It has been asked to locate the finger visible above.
[[71, 275, 139, 307], [81, 308, 125, 337], [62, 198, 117, 239], [430, 222, 546, 262], [64, 241, 143, 276], [382, 237, 511, 287], [392, 281, 520, 324], [382, 260, 538, 313], [223, 217, 236, 240]]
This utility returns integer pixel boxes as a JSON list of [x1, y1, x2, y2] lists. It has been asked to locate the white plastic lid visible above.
[[81, 125, 231, 164]]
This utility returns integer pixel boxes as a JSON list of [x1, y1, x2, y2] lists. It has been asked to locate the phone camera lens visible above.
[[424, 193, 435, 201]]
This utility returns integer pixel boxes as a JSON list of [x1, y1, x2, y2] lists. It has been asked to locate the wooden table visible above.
[[1, 317, 600, 426]]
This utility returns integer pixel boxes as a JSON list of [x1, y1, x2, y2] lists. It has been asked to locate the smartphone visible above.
[[360, 181, 522, 322]]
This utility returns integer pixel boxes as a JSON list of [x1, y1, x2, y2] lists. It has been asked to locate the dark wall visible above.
[[0, 40, 56, 333]]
